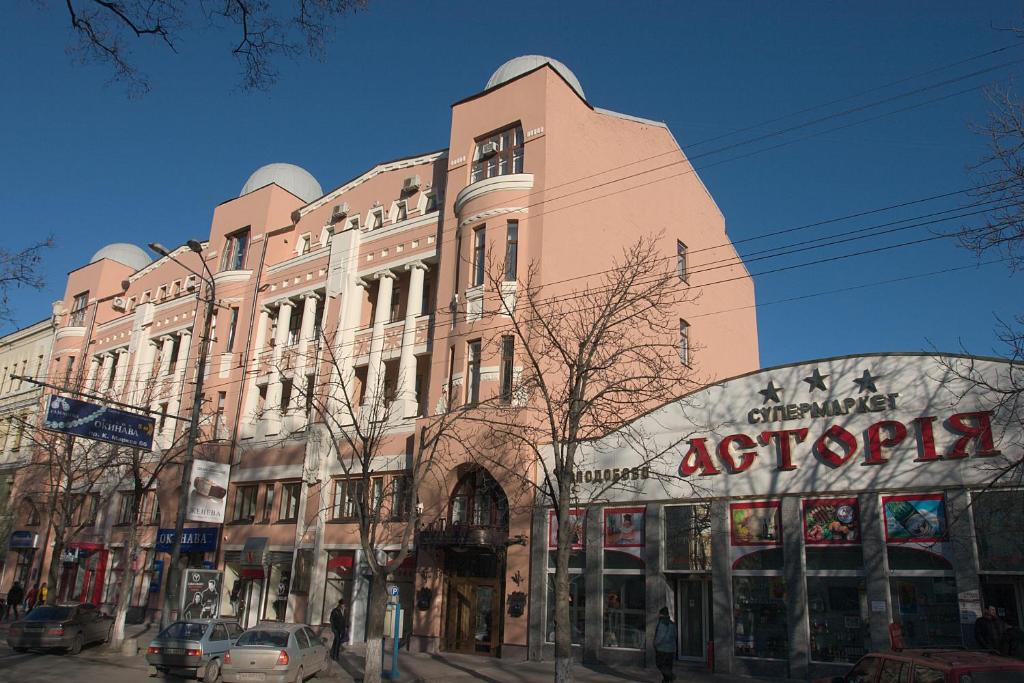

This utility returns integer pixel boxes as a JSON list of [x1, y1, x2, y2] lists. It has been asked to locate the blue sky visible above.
[[2, 1, 1022, 367]]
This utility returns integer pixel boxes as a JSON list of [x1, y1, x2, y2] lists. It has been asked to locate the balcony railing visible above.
[[416, 519, 509, 548]]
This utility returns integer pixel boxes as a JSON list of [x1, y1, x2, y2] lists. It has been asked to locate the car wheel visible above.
[[204, 659, 222, 683], [293, 666, 304, 683], [68, 633, 83, 655]]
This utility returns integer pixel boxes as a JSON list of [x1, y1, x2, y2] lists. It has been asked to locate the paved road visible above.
[[0, 642, 151, 683]]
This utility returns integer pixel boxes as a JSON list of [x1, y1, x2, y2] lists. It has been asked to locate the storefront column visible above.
[[527, 502, 547, 661], [710, 499, 734, 674], [365, 271, 396, 408], [859, 492, 892, 651], [947, 488, 982, 646], [782, 496, 810, 679], [645, 504, 667, 669], [583, 505, 603, 664]]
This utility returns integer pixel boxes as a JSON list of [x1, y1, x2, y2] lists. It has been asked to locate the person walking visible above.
[[654, 606, 678, 683], [329, 598, 348, 661], [975, 605, 1007, 651], [38, 582, 48, 606], [24, 584, 38, 611], [5, 581, 25, 621]]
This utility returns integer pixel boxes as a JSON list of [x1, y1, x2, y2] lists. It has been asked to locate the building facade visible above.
[[2, 54, 763, 661]]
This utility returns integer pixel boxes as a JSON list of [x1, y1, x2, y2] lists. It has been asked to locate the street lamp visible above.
[[150, 240, 216, 628]]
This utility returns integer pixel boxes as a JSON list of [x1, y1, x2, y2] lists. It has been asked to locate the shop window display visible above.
[[807, 577, 869, 663], [602, 574, 645, 648], [546, 573, 585, 645], [972, 489, 1024, 572], [889, 577, 960, 647], [664, 504, 711, 571], [733, 576, 788, 659]]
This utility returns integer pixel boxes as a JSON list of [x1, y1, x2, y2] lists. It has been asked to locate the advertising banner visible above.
[[155, 527, 219, 553], [186, 460, 230, 523], [882, 493, 947, 543], [548, 508, 585, 549], [803, 498, 860, 544], [43, 394, 155, 450], [730, 501, 781, 546], [181, 569, 222, 619], [604, 507, 645, 548]]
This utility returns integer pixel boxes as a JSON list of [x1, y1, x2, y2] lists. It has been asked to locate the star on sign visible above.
[[759, 380, 783, 405], [803, 368, 829, 392], [852, 369, 879, 394]]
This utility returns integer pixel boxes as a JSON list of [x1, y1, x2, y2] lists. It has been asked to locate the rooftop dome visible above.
[[486, 55, 585, 100], [89, 243, 152, 271], [239, 163, 323, 203]]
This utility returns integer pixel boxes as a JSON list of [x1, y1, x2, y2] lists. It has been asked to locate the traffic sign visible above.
[[389, 584, 400, 597]]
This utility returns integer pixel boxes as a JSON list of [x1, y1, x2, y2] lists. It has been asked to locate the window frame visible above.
[[679, 319, 690, 366], [504, 220, 518, 282], [471, 124, 525, 183], [70, 292, 89, 327], [499, 335, 515, 404], [677, 240, 688, 282], [279, 481, 301, 523], [466, 339, 482, 406], [221, 228, 250, 272], [233, 484, 259, 523], [472, 226, 486, 288]]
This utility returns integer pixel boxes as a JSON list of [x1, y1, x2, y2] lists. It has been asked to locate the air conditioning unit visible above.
[[401, 175, 420, 194], [479, 141, 499, 158], [330, 203, 349, 222], [111, 297, 127, 312]]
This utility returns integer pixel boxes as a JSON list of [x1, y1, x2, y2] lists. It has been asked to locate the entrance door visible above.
[[445, 578, 500, 655], [981, 576, 1023, 629], [676, 577, 712, 660]]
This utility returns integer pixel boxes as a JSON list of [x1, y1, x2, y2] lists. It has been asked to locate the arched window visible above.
[[449, 468, 508, 530]]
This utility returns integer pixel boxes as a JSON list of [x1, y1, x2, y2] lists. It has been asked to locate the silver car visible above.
[[146, 618, 243, 681], [221, 622, 329, 683]]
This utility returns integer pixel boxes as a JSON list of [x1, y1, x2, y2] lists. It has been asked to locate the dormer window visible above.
[[471, 124, 524, 183], [221, 228, 250, 271], [298, 234, 311, 255], [395, 201, 407, 223], [370, 209, 383, 230], [349, 216, 360, 232]]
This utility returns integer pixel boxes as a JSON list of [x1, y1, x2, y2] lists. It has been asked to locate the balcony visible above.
[[416, 519, 509, 548]]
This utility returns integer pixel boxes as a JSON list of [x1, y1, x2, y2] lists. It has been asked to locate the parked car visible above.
[[6, 603, 112, 654], [818, 649, 1024, 683], [221, 622, 329, 683], [146, 618, 243, 681]]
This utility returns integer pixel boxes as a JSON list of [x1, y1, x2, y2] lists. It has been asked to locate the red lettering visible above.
[[946, 411, 1001, 458], [814, 425, 858, 467], [913, 416, 939, 461], [758, 429, 808, 471], [865, 420, 907, 465], [717, 434, 758, 473], [679, 438, 721, 476]]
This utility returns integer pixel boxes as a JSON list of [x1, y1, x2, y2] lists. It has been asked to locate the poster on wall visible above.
[[803, 498, 860, 544], [181, 569, 222, 619], [186, 460, 230, 523], [548, 509, 585, 549], [604, 507, 645, 548], [730, 501, 781, 545], [882, 493, 947, 543]]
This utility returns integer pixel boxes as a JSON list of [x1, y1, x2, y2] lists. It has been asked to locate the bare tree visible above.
[[0, 238, 54, 325], [461, 235, 703, 683], [49, 0, 369, 95]]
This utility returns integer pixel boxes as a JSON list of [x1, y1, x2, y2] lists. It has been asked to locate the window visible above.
[[973, 489, 1024, 571], [449, 469, 508, 528], [499, 336, 515, 403], [453, 232, 463, 295], [117, 492, 134, 525], [233, 485, 258, 522], [445, 346, 456, 410], [304, 376, 315, 418], [280, 379, 293, 412], [421, 273, 432, 316], [466, 340, 481, 406], [167, 335, 181, 374], [889, 577, 960, 647], [158, 403, 169, 431], [298, 234, 311, 255], [391, 475, 411, 521], [395, 201, 407, 222], [11, 416, 26, 451], [679, 319, 690, 365], [472, 226, 486, 287], [286, 305, 301, 345], [14, 549, 34, 585], [70, 291, 89, 326], [471, 124, 524, 183], [390, 285, 401, 323], [106, 353, 119, 389], [547, 573, 586, 645], [149, 492, 160, 525], [172, 280, 181, 296], [504, 220, 518, 282], [370, 209, 383, 231], [262, 484, 276, 523], [332, 479, 359, 520], [64, 356, 75, 384], [127, 296, 136, 312], [141, 290, 151, 304], [157, 285, 167, 301], [221, 228, 250, 271], [215, 391, 227, 436], [349, 216, 360, 232], [226, 307, 240, 352], [210, 624, 229, 642], [677, 240, 688, 282], [424, 192, 438, 212], [664, 504, 711, 571], [603, 574, 645, 649], [279, 482, 301, 522], [733, 576, 788, 658]]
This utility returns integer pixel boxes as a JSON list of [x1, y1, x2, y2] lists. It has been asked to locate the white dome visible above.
[[486, 55, 585, 100], [240, 163, 323, 203], [89, 243, 152, 271]]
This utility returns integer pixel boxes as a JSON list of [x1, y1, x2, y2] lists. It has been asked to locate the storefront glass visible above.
[[321, 550, 355, 627], [733, 576, 787, 659], [807, 577, 869, 662], [546, 572, 585, 644], [13, 549, 34, 585], [664, 504, 711, 571], [889, 577, 960, 647], [973, 489, 1024, 572], [602, 574, 645, 649]]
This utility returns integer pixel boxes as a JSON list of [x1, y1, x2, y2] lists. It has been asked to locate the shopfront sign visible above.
[[43, 394, 155, 450], [186, 460, 230, 523], [156, 527, 219, 553], [8, 531, 38, 549]]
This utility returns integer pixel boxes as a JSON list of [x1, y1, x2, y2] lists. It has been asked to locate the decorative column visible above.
[[85, 356, 100, 391], [98, 353, 114, 392], [133, 340, 157, 404], [158, 336, 175, 377], [295, 292, 321, 377], [327, 280, 368, 416], [264, 300, 294, 434], [165, 331, 191, 436], [396, 262, 427, 418], [241, 307, 271, 434], [113, 348, 130, 397], [364, 271, 395, 408]]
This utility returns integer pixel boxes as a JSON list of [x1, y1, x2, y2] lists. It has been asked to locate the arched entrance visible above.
[[421, 467, 509, 656]]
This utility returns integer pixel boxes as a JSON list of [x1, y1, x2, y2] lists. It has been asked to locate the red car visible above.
[[819, 649, 1024, 683]]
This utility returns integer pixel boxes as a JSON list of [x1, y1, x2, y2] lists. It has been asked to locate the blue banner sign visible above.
[[151, 559, 163, 593], [8, 530, 38, 549], [156, 527, 219, 553], [43, 394, 155, 450]]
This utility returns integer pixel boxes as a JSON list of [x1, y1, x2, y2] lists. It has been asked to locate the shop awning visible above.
[[241, 567, 265, 579], [327, 555, 353, 575]]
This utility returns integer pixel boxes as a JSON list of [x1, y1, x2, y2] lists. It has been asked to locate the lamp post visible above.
[[150, 240, 216, 628]]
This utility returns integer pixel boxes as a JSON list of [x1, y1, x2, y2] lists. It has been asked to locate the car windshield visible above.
[[962, 672, 1024, 683], [24, 607, 72, 622], [158, 622, 207, 640], [236, 630, 289, 648]]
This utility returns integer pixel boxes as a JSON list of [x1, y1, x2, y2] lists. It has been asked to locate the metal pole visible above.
[[161, 272, 216, 628]]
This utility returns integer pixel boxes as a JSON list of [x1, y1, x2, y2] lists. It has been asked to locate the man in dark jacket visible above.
[[976, 606, 1007, 650], [5, 582, 24, 620], [330, 598, 348, 660], [654, 606, 678, 683]]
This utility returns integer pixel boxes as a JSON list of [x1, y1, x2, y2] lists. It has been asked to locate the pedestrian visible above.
[[1000, 621, 1024, 660], [329, 598, 348, 661], [654, 606, 678, 683], [38, 582, 48, 606], [975, 605, 1007, 651], [5, 581, 25, 621], [24, 583, 38, 611]]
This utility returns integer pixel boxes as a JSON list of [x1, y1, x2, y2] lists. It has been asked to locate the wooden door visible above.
[[444, 578, 500, 655]]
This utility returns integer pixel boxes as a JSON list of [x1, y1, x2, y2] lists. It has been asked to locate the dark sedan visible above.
[[6, 603, 112, 654]]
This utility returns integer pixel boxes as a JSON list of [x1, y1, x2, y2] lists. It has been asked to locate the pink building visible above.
[[3, 56, 757, 662]]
